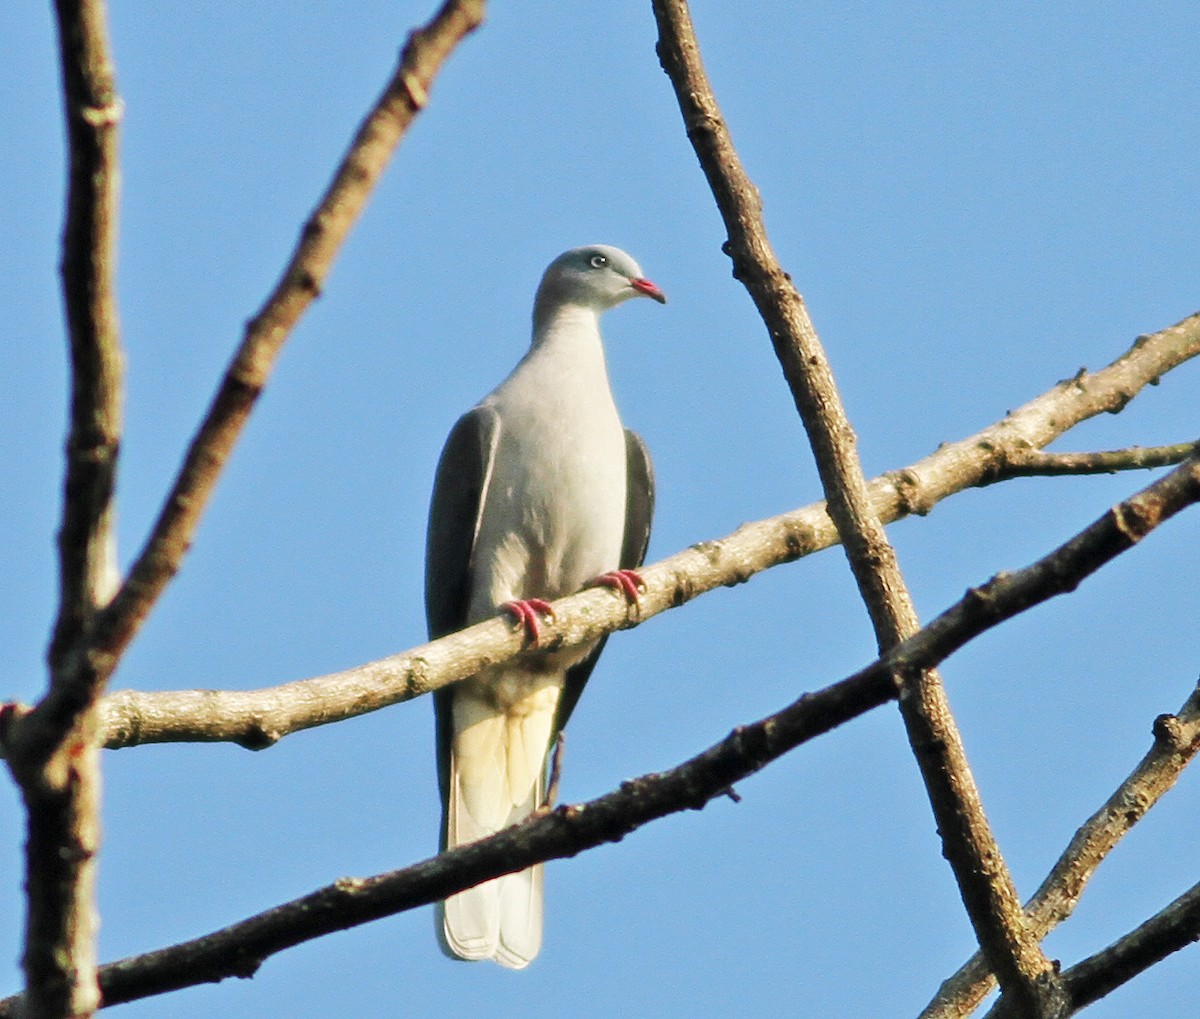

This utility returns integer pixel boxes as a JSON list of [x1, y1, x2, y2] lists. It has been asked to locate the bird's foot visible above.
[[500, 598, 555, 646], [588, 568, 646, 604]]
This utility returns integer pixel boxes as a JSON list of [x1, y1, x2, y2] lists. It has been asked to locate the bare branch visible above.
[[46, 312, 1193, 751], [921, 679, 1200, 1018], [652, 1, 1063, 1010], [3, 455, 1196, 1016], [5, 0, 125, 1014], [48, 0, 124, 673]]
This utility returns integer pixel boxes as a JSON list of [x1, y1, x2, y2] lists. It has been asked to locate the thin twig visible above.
[[920, 680, 1200, 1018], [652, 2, 1062, 1011], [3, 456, 1197, 1016], [981, 441, 1199, 483]]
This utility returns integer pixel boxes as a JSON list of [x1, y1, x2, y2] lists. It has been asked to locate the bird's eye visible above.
[[589, 254, 608, 269]]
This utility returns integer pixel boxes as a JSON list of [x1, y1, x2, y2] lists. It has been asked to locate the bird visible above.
[[424, 244, 664, 968]]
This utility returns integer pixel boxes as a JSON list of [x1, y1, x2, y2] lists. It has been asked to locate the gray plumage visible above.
[[425, 245, 663, 968]]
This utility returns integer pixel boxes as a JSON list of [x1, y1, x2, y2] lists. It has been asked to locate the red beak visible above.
[[630, 277, 667, 304]]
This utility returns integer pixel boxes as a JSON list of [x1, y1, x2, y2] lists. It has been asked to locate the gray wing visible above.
[[427, 406, 501, 815], [552, 429, 655, 736], [619, 430, 655, 570]]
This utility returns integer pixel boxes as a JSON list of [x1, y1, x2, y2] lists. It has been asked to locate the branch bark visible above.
[[3, 454, 1196, 1016], [47, 310, 1199, 752], [652, 1, 1063, 1010]]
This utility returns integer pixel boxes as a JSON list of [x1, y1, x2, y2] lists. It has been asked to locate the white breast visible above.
[[467, 307, 628, 623]]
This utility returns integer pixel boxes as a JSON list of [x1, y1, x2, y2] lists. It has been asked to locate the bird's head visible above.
[[533, 245, 666, 331]]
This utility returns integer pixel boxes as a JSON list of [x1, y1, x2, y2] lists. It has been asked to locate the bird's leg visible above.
[[587, 568, 646, 604], [499, 598, 555, 646]]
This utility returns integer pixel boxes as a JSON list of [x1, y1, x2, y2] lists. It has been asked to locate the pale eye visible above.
[[589, 254, 608, 269]]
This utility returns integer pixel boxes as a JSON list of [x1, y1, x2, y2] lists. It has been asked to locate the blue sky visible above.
[[3, 3, 1199, 1016]]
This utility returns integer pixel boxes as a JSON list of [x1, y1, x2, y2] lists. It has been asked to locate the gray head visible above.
[[532, 245, 666, 332]]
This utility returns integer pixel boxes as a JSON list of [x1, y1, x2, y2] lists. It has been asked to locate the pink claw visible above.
[[500, 598, 555, 646], [588, 568, 646, 604]]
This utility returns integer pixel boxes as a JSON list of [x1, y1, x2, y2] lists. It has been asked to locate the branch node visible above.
[[1105, 388, 1135, 414], [239, 721, 281, 752], [294, 268, 322, 298], [1110, 500, 1156, 545], [400, 71, 429, 109], [1151, 712, 1188, 751], [890, 468, 933, 516], [779, 518, 814, 561], [79, 98, 124, 127]]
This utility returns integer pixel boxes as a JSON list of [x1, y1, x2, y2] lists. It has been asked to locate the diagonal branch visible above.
[[651, 1, 1063, 1011], [38, 310, 1199, 753], [920, 679, 1200, 1018], [2, 454, 1196, 1016]]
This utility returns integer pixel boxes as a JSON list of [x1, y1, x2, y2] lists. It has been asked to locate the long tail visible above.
[[438, 681, 556, 968]]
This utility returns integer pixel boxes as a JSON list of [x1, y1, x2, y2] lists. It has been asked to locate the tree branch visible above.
[[980, 441, 1199, 483], [652, 1, 1062, 1010], [920, 679, 1200, 1018], [3, 454, 1196, 1015], [21, 310, 1187, 752], [48, 0, 123, 671], [5, 1, 125, 1014]]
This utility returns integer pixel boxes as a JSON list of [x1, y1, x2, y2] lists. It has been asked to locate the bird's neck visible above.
[[534, 298, 605, 338], [519, 304, 611, 390]]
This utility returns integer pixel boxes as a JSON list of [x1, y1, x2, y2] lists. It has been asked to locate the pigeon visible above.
[[425, 245, 664, 968]]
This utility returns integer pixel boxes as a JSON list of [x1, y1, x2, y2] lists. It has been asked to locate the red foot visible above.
[[588, 568, 646, 604], [500, 598, 555, 646]]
